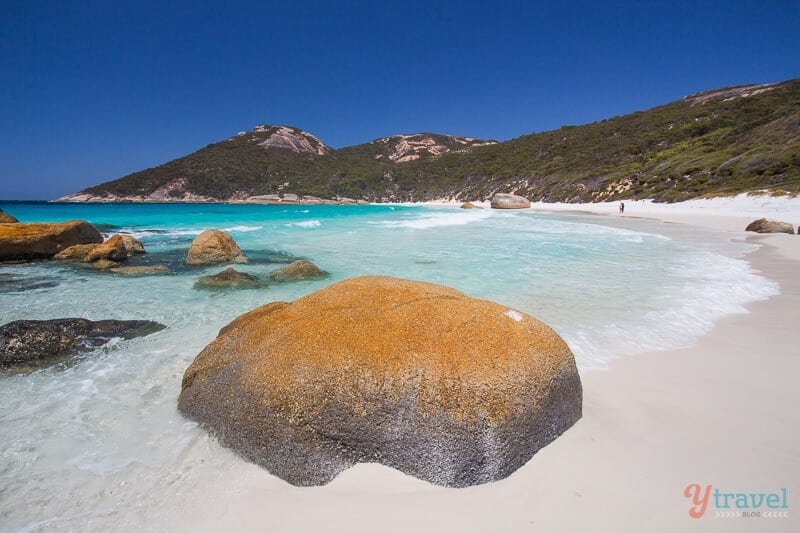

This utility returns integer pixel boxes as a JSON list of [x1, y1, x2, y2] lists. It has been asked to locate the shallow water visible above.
[[0, 202, 777, 530]]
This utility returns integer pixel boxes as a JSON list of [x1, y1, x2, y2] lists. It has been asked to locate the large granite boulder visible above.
[[0, 221, 102, 261], [86, 234, 128, 262], [0, 318, 166, 369], [490, 193, 531, 209], [745, 218, 795, 235], [194, 267, 264, 290], [178, 276, 582, 487], [0, 209, 19, 223], [119, 234, 146, 254], [268, 260, 326, 281], [186, 229, 247, 265]]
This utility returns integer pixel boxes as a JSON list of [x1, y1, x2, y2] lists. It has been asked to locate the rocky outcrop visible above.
[[178, 276, 582, 487], [53, 243, 98, 261], [1, 318, 166, 369], [0, 209, 18, 223], [490, 193, 531, 209], [119, 234, 146, 254], [109, 265, 171, 276], [186, 230, 247, 265], [370, 134, 498, 163], [194, 268, 263, 290], [253, 125, 332, 156], [268, 260, 326, 281], [0, 221, 103, 261], [86, 234, 128, 262], [745, 218, 795, 235], [460, 202, 481, 209]]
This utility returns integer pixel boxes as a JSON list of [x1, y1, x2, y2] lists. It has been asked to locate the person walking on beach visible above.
[[619, 201, 625, 215]]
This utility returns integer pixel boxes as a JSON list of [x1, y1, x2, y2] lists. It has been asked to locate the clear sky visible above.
[[1, 0, 798, 199]]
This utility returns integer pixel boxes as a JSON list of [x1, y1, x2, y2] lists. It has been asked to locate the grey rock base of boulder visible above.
[[178, 363, 582, 487]]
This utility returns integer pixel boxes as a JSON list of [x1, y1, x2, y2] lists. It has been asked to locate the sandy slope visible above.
[[173, 198, 799, 532]]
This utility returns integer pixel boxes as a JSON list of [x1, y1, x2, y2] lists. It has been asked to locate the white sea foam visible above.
[[375, 208, 493, 229], [284, 220, 321, 228], [222, 225, 264, 233]]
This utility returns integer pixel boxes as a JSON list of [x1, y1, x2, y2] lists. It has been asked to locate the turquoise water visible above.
[[0, 202, 777, 530]]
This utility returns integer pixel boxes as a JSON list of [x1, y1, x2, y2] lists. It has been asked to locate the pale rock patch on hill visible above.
[[372, 134, 497, 163]]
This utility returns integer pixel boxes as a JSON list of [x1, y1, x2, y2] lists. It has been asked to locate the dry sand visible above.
[[174, 200, 799, 532]]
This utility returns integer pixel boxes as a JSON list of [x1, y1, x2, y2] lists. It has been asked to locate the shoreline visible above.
[[170, 203, 798, 531]]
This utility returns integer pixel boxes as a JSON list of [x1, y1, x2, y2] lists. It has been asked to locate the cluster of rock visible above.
[[179, 276, 583, 487], [186, 229, 327, 290], [53, 233, 150, 271]]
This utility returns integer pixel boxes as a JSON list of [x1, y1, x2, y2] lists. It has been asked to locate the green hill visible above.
[[60, 80, 800, 203]]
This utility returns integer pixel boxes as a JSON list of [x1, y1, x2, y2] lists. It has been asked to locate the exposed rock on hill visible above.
[[370, 134, 497, 163]]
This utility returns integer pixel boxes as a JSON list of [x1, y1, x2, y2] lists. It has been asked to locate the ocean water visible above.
[[0, 202, 777, 530]]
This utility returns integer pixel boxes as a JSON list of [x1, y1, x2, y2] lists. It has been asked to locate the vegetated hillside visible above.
[[64, 79, 800, 203]]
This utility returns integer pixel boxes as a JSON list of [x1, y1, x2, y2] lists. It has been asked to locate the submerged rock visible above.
[[0, 221, 103, 261], [745, 218, 795, 235], [268, 260, 326, 281], [178, 276, 582, 487], [460, 202, 482, 209], [194, 267, 263, 290], [90, 259, 120, 269], [0, 318, 166, 369], [490, 193, 531, 209], [0, 273, 59, 293], [186, 229, 247, 265], [109, 265, 171, 276]]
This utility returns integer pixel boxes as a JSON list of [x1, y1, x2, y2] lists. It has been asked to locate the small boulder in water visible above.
[[268, 260, 326, 281], [194, 267, 264, 290], [86, 235, 128, 262], [0, 318, 166, 369], [187, 229, 247, 265], [119, 234, 146, 254], [745, 218, 795, 235], [460, 202, 482, 209]]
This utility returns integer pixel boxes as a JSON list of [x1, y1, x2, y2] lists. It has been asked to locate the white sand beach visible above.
[[168, 196, 799, 532]]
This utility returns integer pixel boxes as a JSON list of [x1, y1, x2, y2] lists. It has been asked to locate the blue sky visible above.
[[1, 0, 798, 199]]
